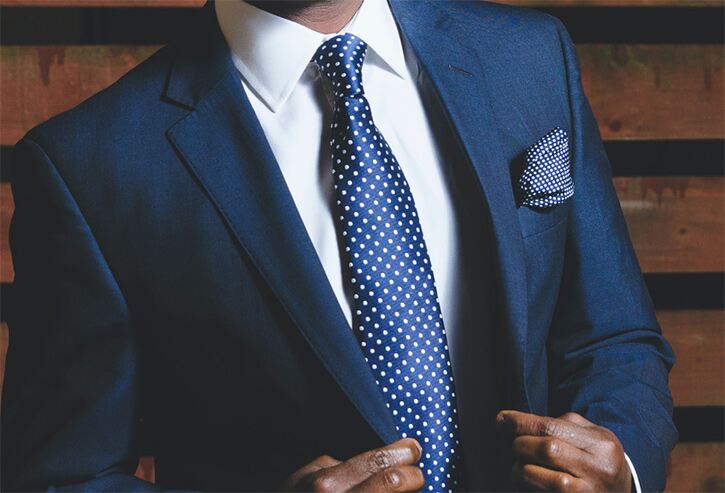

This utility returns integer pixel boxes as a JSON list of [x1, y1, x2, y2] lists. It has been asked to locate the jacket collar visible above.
[[162, 1, 231, 110]]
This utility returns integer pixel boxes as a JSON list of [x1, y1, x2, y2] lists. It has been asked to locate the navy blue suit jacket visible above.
[[2, 1, 677, 491]]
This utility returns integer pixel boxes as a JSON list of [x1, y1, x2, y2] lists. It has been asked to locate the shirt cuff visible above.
[[624, 452, 642, 493]]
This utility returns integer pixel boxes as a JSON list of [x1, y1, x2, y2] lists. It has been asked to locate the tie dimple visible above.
[[313, 33, 464, 493], [313, 34, 367, 99]]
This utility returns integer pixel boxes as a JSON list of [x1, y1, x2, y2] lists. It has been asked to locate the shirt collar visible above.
[[215, 0, 408, 113]]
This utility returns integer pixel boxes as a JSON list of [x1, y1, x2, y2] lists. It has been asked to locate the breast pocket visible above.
[[516, 200, 571, 238]]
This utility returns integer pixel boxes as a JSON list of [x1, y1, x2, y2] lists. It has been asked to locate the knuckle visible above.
[[382, 468, 404, 490], [371, 449, 393, 471], [600, 433, 619, 455], [543, 437, 560, 460], [309, 473, 335, 493], [598, 457, 620, 480], [557, 474, 572, 492], [543, 420, 559, 437]]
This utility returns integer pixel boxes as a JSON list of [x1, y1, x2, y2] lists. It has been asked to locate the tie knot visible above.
[[312, 33, 368, 99]]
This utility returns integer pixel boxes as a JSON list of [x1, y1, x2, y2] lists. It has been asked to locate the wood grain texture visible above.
[[666, 442, 725, 492], [1, 44, 723, 145], [579, 44, 724, 140], [1, 0, 721, 6], [1, 45, 160, 146], [614, 177, 725, 273], [659, 310, 724, 407]]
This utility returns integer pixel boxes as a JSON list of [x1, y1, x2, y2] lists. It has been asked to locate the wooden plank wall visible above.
[[0, 0, 722, 491]]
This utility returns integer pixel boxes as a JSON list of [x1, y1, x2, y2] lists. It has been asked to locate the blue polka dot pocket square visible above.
[[517, 127, 574, 209]]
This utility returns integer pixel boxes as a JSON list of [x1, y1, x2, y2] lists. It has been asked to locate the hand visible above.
[[281, 438, 425, 492], [496, 410, 632, 492]]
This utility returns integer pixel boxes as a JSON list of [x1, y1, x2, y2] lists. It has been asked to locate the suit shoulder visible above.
[[23, 43, 178, 153], [440, 0, 567, 46]]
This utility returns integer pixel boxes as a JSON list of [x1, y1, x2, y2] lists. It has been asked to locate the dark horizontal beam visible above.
[[0, 6, 722, 45], [544, 7, 724, 43], [2, 275, 723, 322], [606, 140, 725, 177], [645, 273, 725, 310], [3, 141, 723, 183], [0, 6, 200, 45], [674, 406, 725, 442]]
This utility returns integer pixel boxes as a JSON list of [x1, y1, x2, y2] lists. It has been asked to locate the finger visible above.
[[310, 455, 343, 469], [282, 455, 342, 491], [512, 462, 587, 492], [512, 435, 597, 477], [558, 412, 593, 427], [349, 465, 425, 492], [497, 410, 599, 451], [315, 438, 422, 492]]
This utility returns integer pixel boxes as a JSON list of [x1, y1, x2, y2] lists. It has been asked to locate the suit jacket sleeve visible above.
[[1, 137, 161, 492], [545, 19, 678, 493]]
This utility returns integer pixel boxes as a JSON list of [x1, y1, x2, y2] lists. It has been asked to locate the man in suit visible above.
[[1, 0, 677, 491]]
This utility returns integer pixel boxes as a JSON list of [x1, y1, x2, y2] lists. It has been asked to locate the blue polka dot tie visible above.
[[313, 34, 463, 492]]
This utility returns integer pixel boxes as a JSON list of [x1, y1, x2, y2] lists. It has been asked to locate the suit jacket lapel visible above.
[[163, 2, 399, 443], [389, 0, 532, 411]]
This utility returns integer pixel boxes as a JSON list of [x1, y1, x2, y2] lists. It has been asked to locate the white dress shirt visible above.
[[215, 1, 640, 491], [215, 0, 461, 348]]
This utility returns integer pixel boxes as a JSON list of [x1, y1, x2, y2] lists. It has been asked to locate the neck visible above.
[[245, 0, 364, 34]]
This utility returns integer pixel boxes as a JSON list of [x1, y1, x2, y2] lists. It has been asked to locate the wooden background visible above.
[[0, 0, 723, 490]]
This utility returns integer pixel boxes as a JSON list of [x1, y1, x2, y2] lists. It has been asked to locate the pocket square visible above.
[[518, 127, 574, 208]]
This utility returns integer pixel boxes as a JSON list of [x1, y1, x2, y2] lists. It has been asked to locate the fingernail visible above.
[[400, 438, 422, 459], [496, 412, 507, 424]]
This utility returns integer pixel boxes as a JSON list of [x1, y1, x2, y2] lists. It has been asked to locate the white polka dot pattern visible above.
[[313, 34, 462, 492], [519, 127, 574, 208]]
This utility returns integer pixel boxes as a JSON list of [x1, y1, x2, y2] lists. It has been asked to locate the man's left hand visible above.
[[496, 410, 632, 492]]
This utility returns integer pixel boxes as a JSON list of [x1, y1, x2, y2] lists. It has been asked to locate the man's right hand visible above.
[[282, 438, 425, 492]]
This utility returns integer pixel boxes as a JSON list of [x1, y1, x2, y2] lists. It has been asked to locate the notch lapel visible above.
[[164, 2, 399, 444], [389, 0, 532, 411]]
